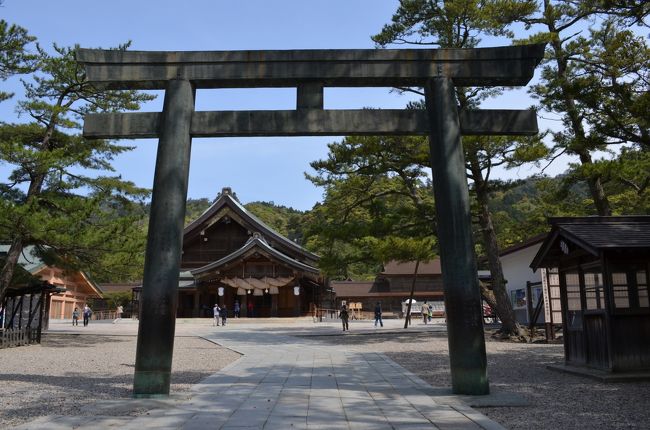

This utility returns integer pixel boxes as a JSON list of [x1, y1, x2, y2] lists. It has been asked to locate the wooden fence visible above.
[[312, 307, 399, 322], [90, 310, 133, 320], [0, 327, 40, 349]]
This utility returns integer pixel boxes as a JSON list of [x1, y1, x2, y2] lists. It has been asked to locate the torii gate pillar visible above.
[[425, 78, 488, 394], [133, 79, 194, 396], [77, 44, 544, 398]]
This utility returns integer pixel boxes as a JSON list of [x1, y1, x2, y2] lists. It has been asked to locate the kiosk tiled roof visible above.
[[530, 216, 650, 270]]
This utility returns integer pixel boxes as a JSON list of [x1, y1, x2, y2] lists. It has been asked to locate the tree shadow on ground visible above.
[[303, 330, 448, 345], [0, 370, 213, 424], [383, 347, 650, 430], [41, 333, 134, 348]]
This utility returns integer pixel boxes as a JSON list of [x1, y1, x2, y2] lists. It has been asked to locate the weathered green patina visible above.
[[77, 44, 543, 397]]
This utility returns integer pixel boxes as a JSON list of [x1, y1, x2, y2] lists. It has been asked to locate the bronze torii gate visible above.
[[77, 44, 544, 397]]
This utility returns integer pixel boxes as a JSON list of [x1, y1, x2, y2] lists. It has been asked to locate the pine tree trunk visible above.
[[0, 237, 24, 305], [546, 12, 612, 216], [403, 259, 420, 329], [0, 122, 55, 305], [479, 282, 498, 313], [578, 150, 612, 216], [468, 155, 522, 336]]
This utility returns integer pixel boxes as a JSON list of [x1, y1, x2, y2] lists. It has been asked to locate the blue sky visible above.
[[1, 0, 559, 210]]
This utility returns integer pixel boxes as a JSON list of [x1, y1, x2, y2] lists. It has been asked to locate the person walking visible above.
[[340, 305, 350, 331], [421, 301, 429, 325], [72, 307, 80, 326], [82, 304, 92, 327], [213, 304, 220, 326], [404, 301, 412, 327], [234, 300, 240, 318], [112, 305, 123, 324], [374, 302, 383, 328], [221, 306, 227, 326]]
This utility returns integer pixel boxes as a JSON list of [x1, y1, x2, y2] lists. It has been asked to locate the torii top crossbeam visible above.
[[77, 44, 544, 140], [77, 44, 544, 89], [76, 44, 545, 398]]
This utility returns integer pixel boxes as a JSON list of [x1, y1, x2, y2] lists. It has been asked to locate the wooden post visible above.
[[18, 295, 24, 329], [37, 292, 45, 343], [526, 281, 534, 338]]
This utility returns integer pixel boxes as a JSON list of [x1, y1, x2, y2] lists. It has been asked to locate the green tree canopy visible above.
[[371, 0, 553, 335], [0, 19, 36, 103], [0, 41, 155, 302], [305, 135, 437, 280], [513, 1, 649, 215]]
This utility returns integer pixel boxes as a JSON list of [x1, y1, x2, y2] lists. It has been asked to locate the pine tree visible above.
[[0, 19, 36, 102], [0, 41, 154, 304], [372, 0, 545, 336], [514, 1, 649, 215]]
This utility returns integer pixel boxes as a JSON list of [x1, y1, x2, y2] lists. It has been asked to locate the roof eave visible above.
[[183, 192, 320, 261], [191, 237, 319, 276]]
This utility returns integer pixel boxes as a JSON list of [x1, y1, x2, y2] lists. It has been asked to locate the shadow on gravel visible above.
[[304, 330, 447, 345], [41, 334, 133, 348], [0, 370, 212, 396], [382, 346, 650, 430], [0, 369, 212, 426]]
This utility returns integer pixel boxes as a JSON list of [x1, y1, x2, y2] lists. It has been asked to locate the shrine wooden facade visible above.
[[177, 188, 321, 318], [531, 216, 650, 373], [1, 245, 102, 320], [331, 260, 445, 313]]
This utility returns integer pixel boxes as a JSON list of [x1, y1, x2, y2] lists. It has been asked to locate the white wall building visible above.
[[490, 234, 562, 333], [499, 235, 546, 324]]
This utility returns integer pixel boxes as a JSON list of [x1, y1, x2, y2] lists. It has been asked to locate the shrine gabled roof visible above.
[[530, 216, 650, 270], [0, 244, 47, 273], [330, 280, 443, 298], [190, 234, 319, 276], [380, 259, 442, 276], [184, 188, 319, 262], [0, 244, 103, 295]]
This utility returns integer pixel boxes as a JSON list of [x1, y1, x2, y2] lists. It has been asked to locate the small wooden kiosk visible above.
[[1, 280, 63, 348], [531, 216, 650, 373]]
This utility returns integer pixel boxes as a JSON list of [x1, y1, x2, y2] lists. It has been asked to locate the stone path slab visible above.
[[15, 321, 506, 429]]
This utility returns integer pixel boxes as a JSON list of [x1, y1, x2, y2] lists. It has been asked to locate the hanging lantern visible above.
[[294, 286, 300, 296], [264, 288, 269, 294], [247, 289, 252, 294], [218, 287, 224, 297]]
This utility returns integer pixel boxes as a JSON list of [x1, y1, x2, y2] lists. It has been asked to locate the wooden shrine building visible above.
[[531, 216, 650, 374], [331, 260, 445, 314], [177, 187, 322, 318]]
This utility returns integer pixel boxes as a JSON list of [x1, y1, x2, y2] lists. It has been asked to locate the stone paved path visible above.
[[16, 320, 505, 429]]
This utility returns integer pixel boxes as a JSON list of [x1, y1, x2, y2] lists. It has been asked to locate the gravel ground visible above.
[[0, 333, 241, 428], [2, 324, 648, 429], [309, 331, 650, 430]]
